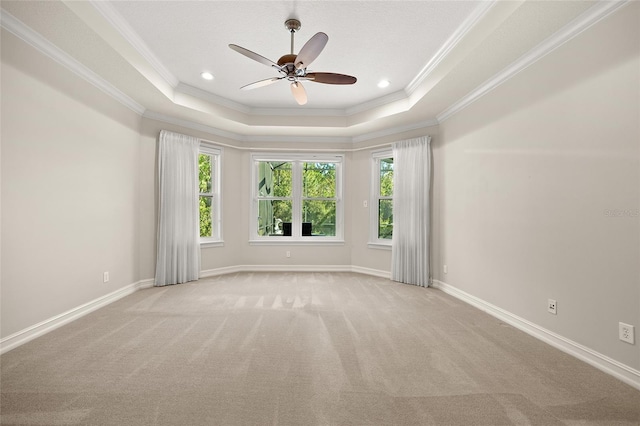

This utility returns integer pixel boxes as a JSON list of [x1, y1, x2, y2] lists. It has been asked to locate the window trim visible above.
[[199, 143, 223, 247], [249, 153, 344, 244], [369, 149, 393, 249]]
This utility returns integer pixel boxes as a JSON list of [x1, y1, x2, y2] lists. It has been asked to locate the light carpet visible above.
[[1, 272, 639, 425]]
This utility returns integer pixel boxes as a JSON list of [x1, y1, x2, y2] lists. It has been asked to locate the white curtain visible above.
[[155, 130, 201, 286], [391, 135, 431, 287]]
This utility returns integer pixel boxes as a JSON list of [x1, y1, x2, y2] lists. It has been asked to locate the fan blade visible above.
[[306, 72, 357, 85], [229, 44, 280, 69], [290, 81, 307, 105], [240, 77, 284, 90], [295, 32, 328, 69]]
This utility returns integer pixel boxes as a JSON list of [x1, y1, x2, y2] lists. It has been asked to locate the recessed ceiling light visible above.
[[201, 72, 214, 81], [377, 80, 390, 88]]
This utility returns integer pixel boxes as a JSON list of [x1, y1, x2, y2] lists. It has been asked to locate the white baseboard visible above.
[[137, 278, 155, 289], [200, 264, 388, 278], [1, 266, 390, 354], [199, 265, 243, 278], [0, 279, 152, 355], [432, 279, 640, 391], [351, 265, 391, 279]]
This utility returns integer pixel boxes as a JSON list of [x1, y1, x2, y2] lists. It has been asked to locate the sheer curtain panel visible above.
[[155, 130, 201, 286], [391, 136, 431, 287]]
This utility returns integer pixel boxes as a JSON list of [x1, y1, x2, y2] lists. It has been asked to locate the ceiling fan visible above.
[[229, 19, 357, 105]]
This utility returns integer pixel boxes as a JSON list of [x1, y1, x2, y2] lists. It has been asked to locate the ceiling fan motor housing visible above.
[[277, 54, 307, 81], [277, 54, 297, 67]]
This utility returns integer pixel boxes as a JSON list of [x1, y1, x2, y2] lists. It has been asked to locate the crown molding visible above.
[[245, 134, 353, 144], [144, 110, 438, 146], [143, 110, 354, 144], [436, 0, 630, 123], [352, 119, 439, 144], [175, 83, 252, 114], [344, 90, 409, 116], [7, 1, 625, 141], [177, 80, 405, 119], [143, 110, 244, 141], [1, 6, 436, 145], [89, 0, 179, 89], [250, 106, 347, 117], [1, 9, 146, 115], [405, 0, 496, 94], [83, 0, 495, 120]]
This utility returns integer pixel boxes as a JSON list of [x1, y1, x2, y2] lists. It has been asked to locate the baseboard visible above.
[[350, 265, 391, 279], [432, 280, 640, 391], [200, 264, 387, 278], [0, 279, 152, 355], [199, 265, 243, 278], [2, 267, 390, 354], [3, 266, 390, 354], [137, 278, 155, 289]]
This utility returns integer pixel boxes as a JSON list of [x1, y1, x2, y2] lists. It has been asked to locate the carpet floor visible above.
[[1, 272, 639, 425]]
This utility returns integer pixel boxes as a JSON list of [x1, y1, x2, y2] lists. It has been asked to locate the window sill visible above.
[[368, 242, 392, 250], [200, 240, 224, 248], [249, 239, 345, 246]]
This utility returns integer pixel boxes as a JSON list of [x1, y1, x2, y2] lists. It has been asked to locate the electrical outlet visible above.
[[619, 322, 635, 344], [286, 251, 291, 258], [547, 299, 557, 315], [363, 200, 368, 207], [443, 265, 448, 274], [103, 271, 109, 283]]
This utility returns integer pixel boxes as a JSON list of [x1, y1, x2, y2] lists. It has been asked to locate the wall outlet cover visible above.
[[619, 322, 635, 344]]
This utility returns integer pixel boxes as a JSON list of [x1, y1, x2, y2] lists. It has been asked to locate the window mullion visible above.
[[292, 161, 302, 237]]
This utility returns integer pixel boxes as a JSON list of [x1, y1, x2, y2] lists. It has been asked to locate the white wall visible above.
[[435, 4, 639, 369], [1, 31, 142, 337]]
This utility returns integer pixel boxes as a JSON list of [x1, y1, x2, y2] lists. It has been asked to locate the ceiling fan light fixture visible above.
[[291, 81, 308, 105], [377, 79, 390, 88], [201, 71, 214, 81], [229, 19, 356, 105]]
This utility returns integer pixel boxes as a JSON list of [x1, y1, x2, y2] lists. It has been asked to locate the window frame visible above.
[[249, 153, 344, 245], [369, 149, 393, 249], [199, 143, 223, 247]]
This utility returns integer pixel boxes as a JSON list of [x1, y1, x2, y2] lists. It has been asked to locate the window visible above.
[[251, 153, 343, 243], [370, 150, 393, 247], [199, 144, 222, 246]]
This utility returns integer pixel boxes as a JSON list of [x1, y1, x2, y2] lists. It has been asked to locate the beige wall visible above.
[[436, 5, 639, 369], [137, 121, 439, 278], [1, 31, 142, 337], [138, 118, 252, 277], [349, 127, 440, 274], [138, 119, 390, 277]]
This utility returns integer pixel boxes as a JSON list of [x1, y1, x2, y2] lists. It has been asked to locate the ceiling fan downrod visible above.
[[285, 19, 301, 54]]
